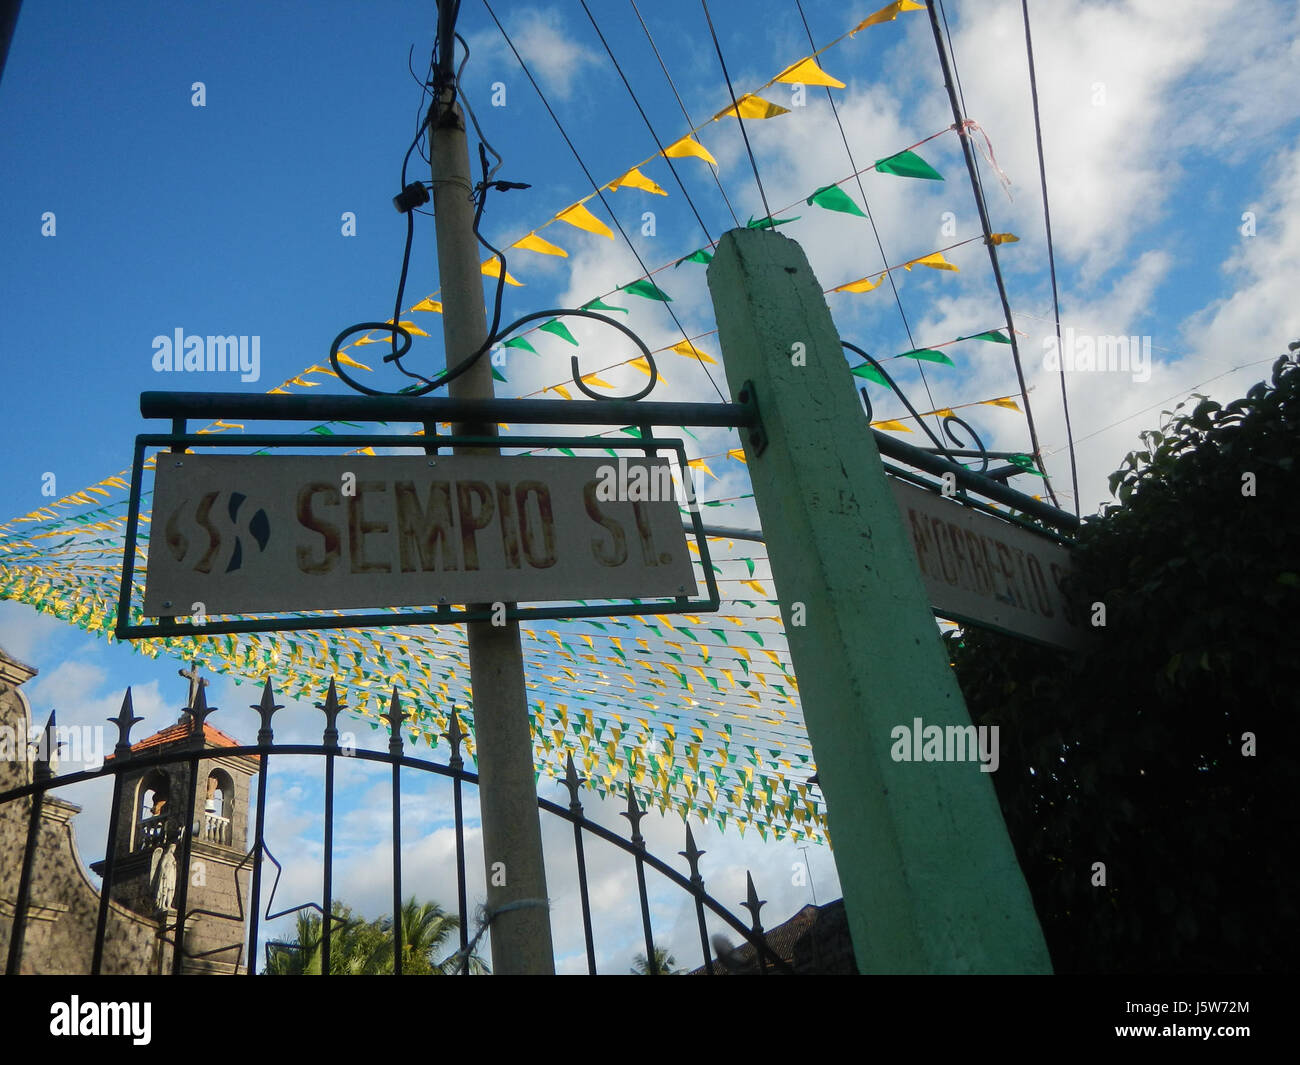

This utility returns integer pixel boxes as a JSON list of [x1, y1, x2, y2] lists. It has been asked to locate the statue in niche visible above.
[[151, 838, 178, 913]]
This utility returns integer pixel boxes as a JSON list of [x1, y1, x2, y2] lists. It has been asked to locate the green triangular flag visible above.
[[675, 248, 714, 267], [621, 279, 673, 302], [874, 149, 943, 181], [806, 184, 866, 217], [851, 362, 889, 385], [491, 367, 507, 382], [899, 348, 954, 366], [957, 329, 1010, 344], [504, 336, 537, 353], [539, 319, 579, 345], [1008, 454, 1046, 478], [746, 214, 800, 230], [581, 297, 628, 315]]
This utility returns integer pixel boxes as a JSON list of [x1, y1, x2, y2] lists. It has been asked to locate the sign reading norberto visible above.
[[887, 478, 1082, 651], [144, 454, 694, 617]]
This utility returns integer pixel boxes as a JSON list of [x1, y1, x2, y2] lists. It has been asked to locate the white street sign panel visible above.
[[887, 478, 1083, 650], [144, 454, 696, 617]]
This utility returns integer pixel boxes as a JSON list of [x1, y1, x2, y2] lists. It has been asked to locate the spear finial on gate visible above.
[[110, 688, 143, 755], [563, 752, 586, 814], [384, 687, 405, 756], [251, 678, 282, 746], [444, 707, 465, 770], [315, 678, 346, 748]]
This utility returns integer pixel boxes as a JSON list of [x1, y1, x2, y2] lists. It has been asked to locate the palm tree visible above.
[[264, 901, 370, 975], [264, 898, 488, 974], [630, 945, 681, 975]]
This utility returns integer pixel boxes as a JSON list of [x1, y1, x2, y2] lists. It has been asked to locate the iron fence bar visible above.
[[90, 763, 127, 975], [4, 773, 45, 975], [388, 693, 404, 977], [139, 391, 758, 429], [444, 710, 470, 976], [634, 853, 656, 974], [572, 824, 597, 975], [563, 756, 597, 974], [321, 748, 335, 976], [249, 696, 280, 977], [681, 828, 715, 976], [453, 773, 468, 976], [170, 750, 201, 975], [621, 790, 658, 975]]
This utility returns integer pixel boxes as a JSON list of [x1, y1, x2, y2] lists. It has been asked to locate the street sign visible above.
[[143, 454, 695, 618], [887, 478, 1082, 650]]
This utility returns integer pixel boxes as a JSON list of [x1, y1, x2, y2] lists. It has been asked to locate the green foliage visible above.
[[946, 354, 1300, 973], [631, 945, 681, 975], [264, 898, 488, 975]]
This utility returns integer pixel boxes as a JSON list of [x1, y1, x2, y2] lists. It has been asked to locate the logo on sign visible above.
[[163, 491, 271, 574]]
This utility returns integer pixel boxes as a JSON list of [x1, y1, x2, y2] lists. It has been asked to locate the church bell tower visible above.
[[96, 664, 260, 974]]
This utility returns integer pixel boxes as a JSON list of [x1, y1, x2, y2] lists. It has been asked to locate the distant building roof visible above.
[[108, 718, 260, 767], [691, 898, 857, 975]]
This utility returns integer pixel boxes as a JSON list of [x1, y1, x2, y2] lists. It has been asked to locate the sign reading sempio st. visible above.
[[144, 454, 695, 618]]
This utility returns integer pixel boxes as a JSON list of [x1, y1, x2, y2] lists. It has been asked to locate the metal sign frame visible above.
[[115, 428, 721, 639]]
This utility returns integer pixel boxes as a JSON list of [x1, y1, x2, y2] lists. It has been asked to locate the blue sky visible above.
[[3, 0, 1299, 973]]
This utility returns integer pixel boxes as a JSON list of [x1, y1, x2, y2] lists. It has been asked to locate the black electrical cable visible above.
[[700, 0, 773, 226], [580, 0, 714, 249], [791, 0, 943, 428], [481, 0, 727, 402], [1022, 0, 1080, 518], [925, 0, 1061, 508], [629, 0, 740, 230]]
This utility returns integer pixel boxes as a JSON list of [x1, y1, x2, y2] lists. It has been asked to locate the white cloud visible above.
[[466, 7, 600, 103]]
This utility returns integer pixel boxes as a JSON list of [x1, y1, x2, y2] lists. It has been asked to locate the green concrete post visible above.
[[707, 228, 1052, 974]]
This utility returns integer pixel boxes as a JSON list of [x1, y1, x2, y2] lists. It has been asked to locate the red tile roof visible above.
[[107, 719, 260, 765]]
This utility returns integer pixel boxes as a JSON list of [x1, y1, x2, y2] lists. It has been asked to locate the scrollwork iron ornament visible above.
[[844, 340, 991, 474], [329, 137, 662, 402]]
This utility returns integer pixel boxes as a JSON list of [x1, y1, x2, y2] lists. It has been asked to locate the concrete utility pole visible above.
[[426, 62, 555, 969], [707, 228, 1051, 974]]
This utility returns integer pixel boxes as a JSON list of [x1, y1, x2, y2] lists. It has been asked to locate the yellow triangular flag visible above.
[[412, 298, 443, 312], [670, 339, 717, 364], [904, 252, 959, 272], [335, 351, 372, 371], [831, 273, 884, 294], [556, 201, 614, 239], [389, 319, 429, 337], [774, 56, 845, 88], [663, 135, 717, 166], [852, 0, 925, 36], [547, 384, 573, 400], [607, 167, 667, 196], [686, 458, 716, 480], [579, 373, 616, 390], [726, 448, 747, 464], [872, 419, 914, 433], [481, 258, 523, 286], [512, 233, 568, 257], [628, 356, 656, 377], [983, 396, 1022, 412], [989, 232, 1019, 245], [713, 94, 789, 121]]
